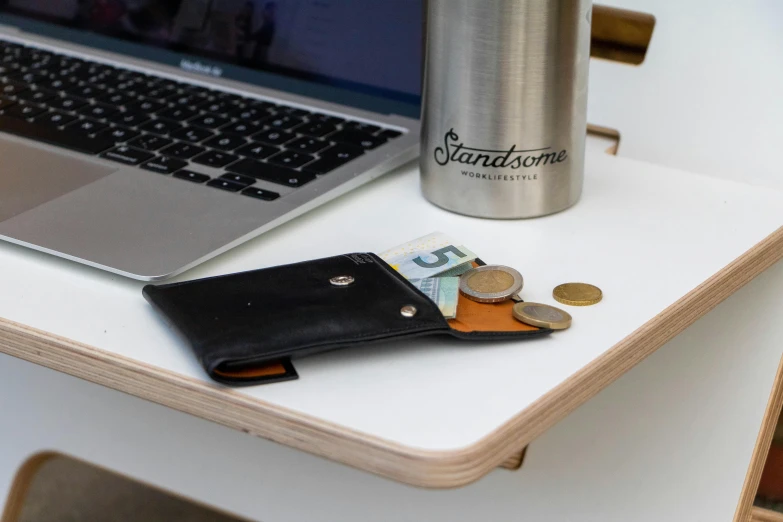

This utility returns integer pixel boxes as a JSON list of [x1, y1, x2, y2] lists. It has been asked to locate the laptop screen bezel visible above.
[[0, 10, 423, 119]]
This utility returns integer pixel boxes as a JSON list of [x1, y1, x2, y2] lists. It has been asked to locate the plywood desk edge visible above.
[[1, 226, 782, 489], [752, 507, 783, 522]]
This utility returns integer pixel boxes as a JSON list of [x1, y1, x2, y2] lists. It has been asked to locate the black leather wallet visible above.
[[143, 253, 551, 385]]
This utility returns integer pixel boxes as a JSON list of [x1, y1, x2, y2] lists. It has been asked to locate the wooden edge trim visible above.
[[0, 227, 782, 489], [735, 353, 783, 522], [751, 507, 783, 522], [1, 451, 58, 522], [499, 447, 527, 471]]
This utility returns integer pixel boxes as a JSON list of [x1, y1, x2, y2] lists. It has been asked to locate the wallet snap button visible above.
[[400, 305, 418, 318], [330, 275, 355, 286]]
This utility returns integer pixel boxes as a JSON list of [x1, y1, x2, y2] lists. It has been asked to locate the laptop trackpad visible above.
[[0, 137, 115, 222]]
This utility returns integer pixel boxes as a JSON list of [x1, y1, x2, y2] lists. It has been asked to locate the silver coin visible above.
[[512, 302, 572, 330], [459, 265, 524, 303]]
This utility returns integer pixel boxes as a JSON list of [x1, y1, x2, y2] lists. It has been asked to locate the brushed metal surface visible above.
[[0, 137, 113, 222], [421, 0, 592, 218], [0, 27, 420, 280]]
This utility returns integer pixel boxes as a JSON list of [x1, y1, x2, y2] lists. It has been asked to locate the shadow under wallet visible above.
[[143, 253, 551, 386]]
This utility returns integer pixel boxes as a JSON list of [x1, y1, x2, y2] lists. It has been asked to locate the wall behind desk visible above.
[[588, 0, 783, 189]]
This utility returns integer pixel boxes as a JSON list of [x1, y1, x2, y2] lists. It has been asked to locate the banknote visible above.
[[409, 277, 460, 319], [380, 232, 477, 280], [434, 261, 476, 278]]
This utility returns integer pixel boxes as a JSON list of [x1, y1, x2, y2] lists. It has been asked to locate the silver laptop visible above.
[[0, 1, 421, 280]]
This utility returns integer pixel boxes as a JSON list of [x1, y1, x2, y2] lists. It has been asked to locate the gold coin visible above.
[[552, 283, 603, 306], [512, 302, 572, 330], [466, 270, 515, 294], [459, 265, 524, 303]]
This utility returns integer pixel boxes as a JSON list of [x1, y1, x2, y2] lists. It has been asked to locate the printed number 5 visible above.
[[413, 246, 467, 268]]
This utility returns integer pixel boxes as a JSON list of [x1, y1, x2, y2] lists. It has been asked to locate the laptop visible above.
[[0, 0, 422, 280]]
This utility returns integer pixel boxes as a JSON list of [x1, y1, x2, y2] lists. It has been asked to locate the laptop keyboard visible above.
[[0, 40, 403, 201]]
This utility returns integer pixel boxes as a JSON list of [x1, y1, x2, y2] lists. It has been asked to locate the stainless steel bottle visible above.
[[420, 0, 592, 218]]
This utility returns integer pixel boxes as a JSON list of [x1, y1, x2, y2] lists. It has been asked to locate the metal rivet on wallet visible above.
[[330, 275, 355, 286], [400, 305, 417, 318]]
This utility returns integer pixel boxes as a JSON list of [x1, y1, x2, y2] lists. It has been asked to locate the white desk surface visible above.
[[1, 148, 782, 488]]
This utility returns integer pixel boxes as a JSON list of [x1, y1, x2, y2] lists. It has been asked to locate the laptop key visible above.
[[200, 100, 235, 116], [296, 121, 337, 138], [66, 118, 109, 135], [192, 150, 238, 168], [301, 157, 352, 175], [320, 143, 365, 161], [329, 129, 387, 150], [226, 158, 316, 188], [262, 114, 305, 130], [234, 106, 270, 122], [171, 94, 201, 108], [202, 134, 246, 151], [145, 86, 180, 100], [128, 134, 173, 151], [173, 169, 210, 183], [219, 173, 255, 186], [15, 88, 55, 104], [301, 144, 364, 174], [170, 126, 213, 143], [220, 121, 262, 137], [9, 71, 49, 85], [234, 142, 279, 160], [66, 83, 104, 99], [251, 128, 294, 146], [139, 118, 181, 136], [189, 113, 230, 129], [95, 126, 140, 143], [0, 115, 114, 154], [78, 103, 118, 119], [100, 145, 154, 165], [206, 178, 245, 192], [113, 81, 140, 96], [241, 187, 280, 201], [160, 142, 205, 159], [158, 106, 199, 122], [127, 99, 167, 114], [0, 81, 27, 96], [49, 96, 88, 112], [104, 110, 149, 127], [98, 92, 134, 107], [286, 136, 330, 154], [38, 77, 68, 91], [215, 92, 245, 105], [35, 111, 77, 127], [267, 150, 315, 169], [140, 156, 187, 174], [4, 101, 46, 119]]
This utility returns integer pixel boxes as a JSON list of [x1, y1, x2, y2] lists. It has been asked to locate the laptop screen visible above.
[[0, 1, 423, 117]]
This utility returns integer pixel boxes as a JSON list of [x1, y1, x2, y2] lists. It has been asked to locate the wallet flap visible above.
[[143, 253, 450, 381]]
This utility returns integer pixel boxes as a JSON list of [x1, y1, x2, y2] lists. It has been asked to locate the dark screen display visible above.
[[0, 0, 423, 105]]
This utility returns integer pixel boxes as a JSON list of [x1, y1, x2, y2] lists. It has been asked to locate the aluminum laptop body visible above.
[[0, 1, 422, 280]]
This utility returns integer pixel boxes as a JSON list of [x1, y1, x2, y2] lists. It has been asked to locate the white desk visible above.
[[1, 148, 782, 520]]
